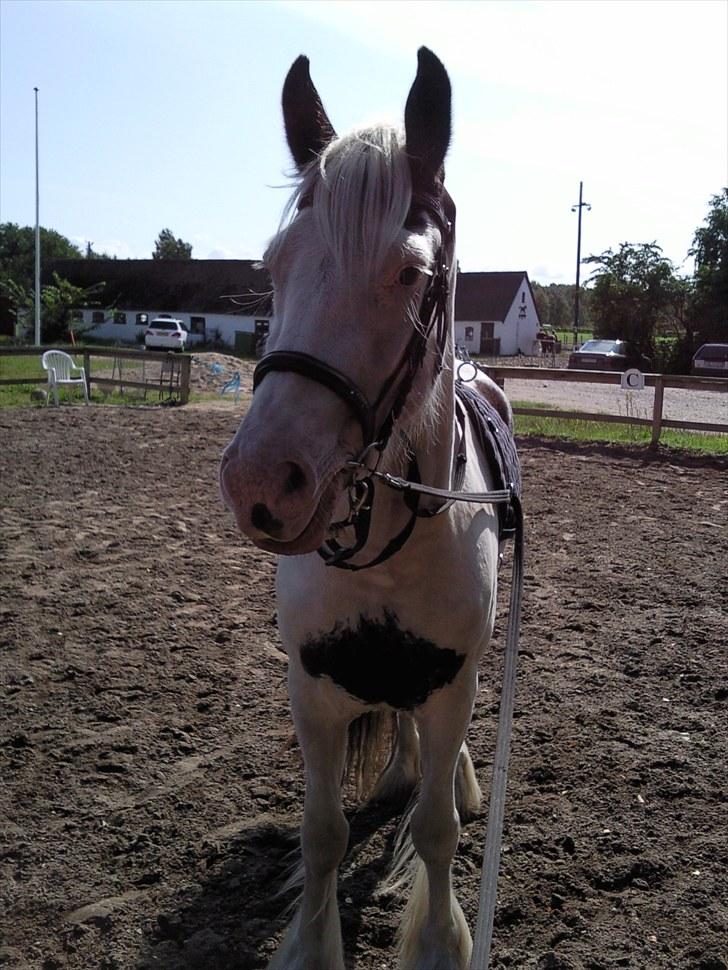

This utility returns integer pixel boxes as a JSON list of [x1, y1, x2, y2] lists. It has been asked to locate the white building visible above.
[[47, 259, 272, 353], [454, 271, 541, 356], [48, 260, 540, 358]]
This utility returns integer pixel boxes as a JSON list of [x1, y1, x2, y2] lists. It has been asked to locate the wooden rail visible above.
[[482, 365, 728, 445], [0, 346, 191, 404], [1, 349, 725, 443]]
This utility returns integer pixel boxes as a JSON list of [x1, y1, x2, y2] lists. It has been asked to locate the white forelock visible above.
[[267, 124, 413, 283]]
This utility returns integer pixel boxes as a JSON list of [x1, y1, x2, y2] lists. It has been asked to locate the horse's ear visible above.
[[404, 47, 451, 193], [282, 55, 336, 170]]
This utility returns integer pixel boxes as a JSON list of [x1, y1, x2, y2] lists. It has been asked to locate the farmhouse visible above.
[[46, 259, 273, 354], [44, 260, 540, 356], [454, 271, 541, 356]]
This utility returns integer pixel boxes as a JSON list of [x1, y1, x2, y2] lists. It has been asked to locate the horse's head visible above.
[[221, 48, 454, 555]]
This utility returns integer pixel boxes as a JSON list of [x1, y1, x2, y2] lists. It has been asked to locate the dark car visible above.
[[568, 339, 651, 372], [691, 343, 728, 377]]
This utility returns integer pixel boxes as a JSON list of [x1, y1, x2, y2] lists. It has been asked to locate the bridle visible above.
[[252, 191, 456, 568]]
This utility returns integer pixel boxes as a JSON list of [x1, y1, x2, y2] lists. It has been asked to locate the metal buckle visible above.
[[329, 477, 372, 534], [347, 440, 384, 479]]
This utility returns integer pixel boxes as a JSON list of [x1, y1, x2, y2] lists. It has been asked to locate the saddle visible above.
[[455, 382, 522, 543]]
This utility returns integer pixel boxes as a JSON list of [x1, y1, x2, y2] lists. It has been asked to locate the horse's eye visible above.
[[398, 266, 422, 286]]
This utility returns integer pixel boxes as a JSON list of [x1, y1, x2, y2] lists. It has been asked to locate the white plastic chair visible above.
[[41, 350, 89, 406]]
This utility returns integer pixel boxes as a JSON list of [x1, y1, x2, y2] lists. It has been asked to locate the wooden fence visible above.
[[0, 346, 191, 404], [484, 365, 728, 445], [1, 347, 726, 445]]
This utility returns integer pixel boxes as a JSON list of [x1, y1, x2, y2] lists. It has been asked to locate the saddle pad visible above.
[[455, 381, 522, 541]]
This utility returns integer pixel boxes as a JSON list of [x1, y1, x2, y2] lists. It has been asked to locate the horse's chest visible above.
[[299, 611, 465, 710]]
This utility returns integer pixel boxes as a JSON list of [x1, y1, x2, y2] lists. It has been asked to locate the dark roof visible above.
[[44, 260, 535, 324], [454, 271, 530, 321], [44, 259, 273, 316]]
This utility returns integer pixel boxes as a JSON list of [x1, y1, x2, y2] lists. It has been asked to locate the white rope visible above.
[[470, 504, 524, 969], [368, 468, 514, 507]]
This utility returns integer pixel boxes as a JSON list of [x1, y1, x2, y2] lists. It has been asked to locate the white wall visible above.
[[453, 320, 482, 353], [76, 308, 266, 348], [497, 282, 541, 355]]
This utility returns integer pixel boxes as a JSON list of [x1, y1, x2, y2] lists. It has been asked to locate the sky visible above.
[[1, 0, 726, 285]]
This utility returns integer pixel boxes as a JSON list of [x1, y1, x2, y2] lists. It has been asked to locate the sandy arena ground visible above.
[[1, 391, 727, 970]]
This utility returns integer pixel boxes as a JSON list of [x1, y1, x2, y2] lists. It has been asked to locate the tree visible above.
[[0, 271, 106, 343], [0, 223, 82, 291], [583, 243, 683, 358], [688, 188, 728, 344], [531, 282, 589, 333], [152, 228, 193, 260]]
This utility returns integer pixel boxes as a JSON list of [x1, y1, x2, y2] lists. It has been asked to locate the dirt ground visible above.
[[1, 401, 727, 970]]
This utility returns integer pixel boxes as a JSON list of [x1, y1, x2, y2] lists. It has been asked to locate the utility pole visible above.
[[571, 181, 591, 349], [34, 87, 41, 346]]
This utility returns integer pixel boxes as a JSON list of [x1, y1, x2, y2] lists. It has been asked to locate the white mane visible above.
[[268, 124, 413, 282]]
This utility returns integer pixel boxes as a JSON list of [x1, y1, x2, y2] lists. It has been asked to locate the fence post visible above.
[[651, 376, 665, 447], [83, 350, 91, 398], [180, 355, 191, 405]]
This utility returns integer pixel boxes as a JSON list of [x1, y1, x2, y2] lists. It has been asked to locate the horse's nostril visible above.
[[251, 502, 283, 535], [283, 462, 307, 495]]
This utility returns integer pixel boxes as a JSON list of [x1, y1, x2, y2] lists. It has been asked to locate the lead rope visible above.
[[470, 493, 523, 970]]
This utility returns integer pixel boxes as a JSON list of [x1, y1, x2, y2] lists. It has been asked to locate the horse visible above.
[[220, 47, 521, 970]]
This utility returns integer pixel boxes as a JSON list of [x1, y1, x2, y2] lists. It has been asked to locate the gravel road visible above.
[[503, 373, 727, 429]]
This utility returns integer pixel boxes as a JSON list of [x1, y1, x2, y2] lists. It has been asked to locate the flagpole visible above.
[[34, 87, 41, 346]]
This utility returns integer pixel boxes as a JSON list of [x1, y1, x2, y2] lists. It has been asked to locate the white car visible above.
[[144, 318, 189, 351]]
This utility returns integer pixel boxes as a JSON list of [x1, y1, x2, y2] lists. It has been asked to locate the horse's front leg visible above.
[[399, 673, 477, 970], [268, 700, 350, 970]]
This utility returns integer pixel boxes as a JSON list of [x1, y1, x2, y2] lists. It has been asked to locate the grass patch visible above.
[[513, 404, 728, 455], [0, 355, 46, 382], [554, 329, 593, 346]]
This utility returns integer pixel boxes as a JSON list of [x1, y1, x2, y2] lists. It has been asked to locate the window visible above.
[[464, 326, 474, 341], [113, 311, 127, 325], [92, 310, 105, 324], [254, 319, 269, 355], [136, 313, 148, 326], [71, 310, 83, 322], [190, 315, 206, 336]]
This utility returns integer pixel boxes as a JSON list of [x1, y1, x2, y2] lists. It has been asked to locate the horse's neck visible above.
[[412, 352, 457, 493], [370, 268, 458, 533], [405, 264, 458, 493], [378, 335, 457, 494]]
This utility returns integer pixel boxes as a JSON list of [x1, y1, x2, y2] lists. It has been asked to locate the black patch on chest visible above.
[[299, 611, 465, 710]]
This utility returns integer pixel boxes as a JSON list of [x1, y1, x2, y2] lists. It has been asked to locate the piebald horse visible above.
[[221, 48, 520, 970]]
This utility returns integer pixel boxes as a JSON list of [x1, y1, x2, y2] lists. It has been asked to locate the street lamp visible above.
[[34, 87, 41, 347], [571, 181, 591, 349]]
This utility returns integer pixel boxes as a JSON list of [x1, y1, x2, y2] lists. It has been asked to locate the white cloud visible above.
[[70, 237, 137, 259]]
